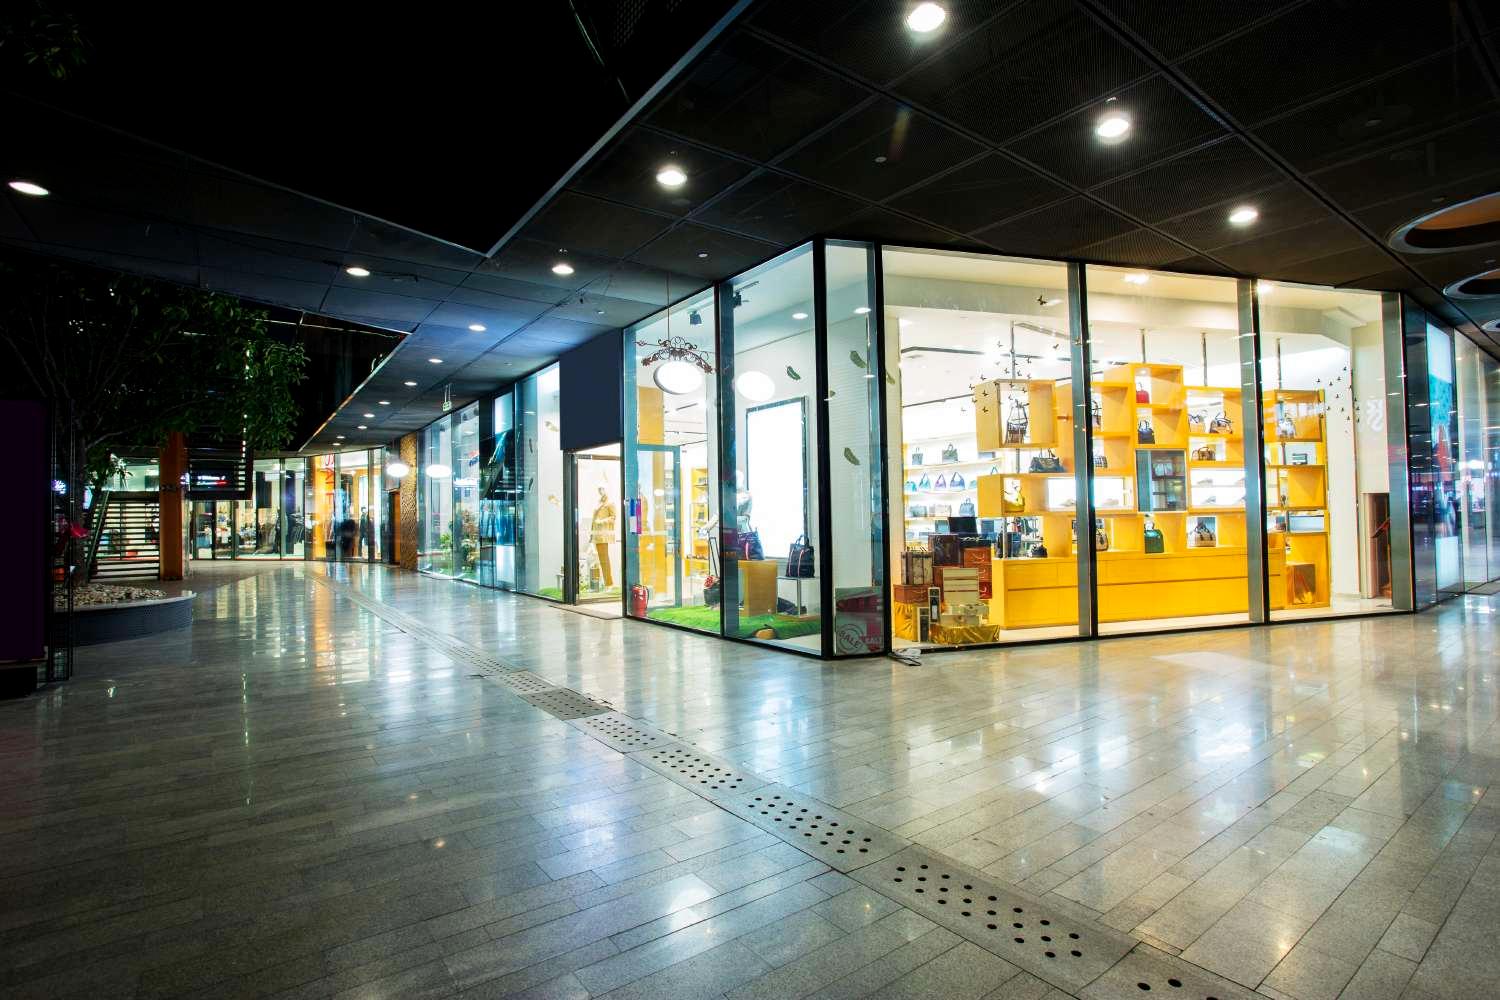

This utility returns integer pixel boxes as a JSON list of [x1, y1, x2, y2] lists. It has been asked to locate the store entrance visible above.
[[191, 501, 233, 559], [565, 443, 622, 608]]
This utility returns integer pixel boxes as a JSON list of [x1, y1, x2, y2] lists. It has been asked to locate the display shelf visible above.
[[973, 378, 1059, 450]]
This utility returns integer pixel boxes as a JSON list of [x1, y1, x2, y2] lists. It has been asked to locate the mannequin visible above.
[[589, 484, 616, 587]]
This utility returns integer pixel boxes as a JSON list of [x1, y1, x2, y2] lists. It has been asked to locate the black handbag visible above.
[[1137, 418, 1155, 445], [1189, 411, 1206, 431], [1029, 450, 1064, 473], [1005, 397, 1029, 444], [740, 530, 763, 561], [786, 534, 815, 577], [941, 443, 959, 463], [1090, 396, 1102, 430]]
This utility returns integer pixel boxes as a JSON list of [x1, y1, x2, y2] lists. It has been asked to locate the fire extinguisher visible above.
[[630, 584, 649, 617]]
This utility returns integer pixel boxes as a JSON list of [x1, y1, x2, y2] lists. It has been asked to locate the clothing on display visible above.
[[590, 487, 616, 587]]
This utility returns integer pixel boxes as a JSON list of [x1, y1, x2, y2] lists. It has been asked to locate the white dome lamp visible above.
[[653, 359, 704, 395], [425, 462, 452, 479], [734, 370, 775, 402], [386, 460, 411, 479]]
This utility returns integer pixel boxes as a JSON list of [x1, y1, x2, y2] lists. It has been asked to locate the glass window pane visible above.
[[624, 294, 720, 631], [453, 403, 481, 580], [518, 365, 564, 598], [722, 245, 821, 652], [1425, 323, 1463, 596], [337, 450, 371, 561], [240, 458, 282, 557], [1261, 283, 1397, 617], [420, 418, 454, 574], [825, 241, 884, 655], [480, 392, 518, 589], [1086, 265, 1248, 634], [1456, 335, 1489, 587], [1486, 349, 1500, 581], [576, 442, 622, 603], [283, 460, 304, 558], [885, 247, 1076, 647]]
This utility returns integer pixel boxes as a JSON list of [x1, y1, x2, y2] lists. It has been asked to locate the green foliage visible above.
[[1, 2, 88, 80], [0, 254, 308, 493]]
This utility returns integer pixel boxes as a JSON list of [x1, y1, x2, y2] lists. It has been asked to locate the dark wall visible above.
[[560, 331, 623, 452], [1, 401, 47, 662]]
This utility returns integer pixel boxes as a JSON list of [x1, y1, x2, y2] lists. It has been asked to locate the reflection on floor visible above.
[[6, 559, 1496, 1000]]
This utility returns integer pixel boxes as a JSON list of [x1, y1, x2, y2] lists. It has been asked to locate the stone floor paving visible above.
[[1, 560, 1496, 999]]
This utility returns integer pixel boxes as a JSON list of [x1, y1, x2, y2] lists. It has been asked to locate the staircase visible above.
[[93, 493, 161, 581]]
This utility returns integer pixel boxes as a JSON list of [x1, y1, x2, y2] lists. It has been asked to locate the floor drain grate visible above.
[[850, 846, 1135, 993], [630, 745, 770, 799], [718, 785, 905, 872], [518, 687, 611, 720], [1078, 944, 1254, 1000], [487, 671, 558, 695], [570, 713, 677, 752]]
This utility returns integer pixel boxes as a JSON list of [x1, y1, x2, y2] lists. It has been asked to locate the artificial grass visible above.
[[645, 603, 821, 639]]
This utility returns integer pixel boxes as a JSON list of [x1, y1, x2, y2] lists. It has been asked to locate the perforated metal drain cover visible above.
[[850, 846, 1135, 993], [569, 712, 678, 751], [487, 671, 557, 695], [719, 784, 906, 872], [518, 687, 612, 720], [630, 744, 772, 800], [1080, 944, 1256, 1000]]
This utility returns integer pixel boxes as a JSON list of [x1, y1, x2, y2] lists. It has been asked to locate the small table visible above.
[[778, 575, 819, 615]]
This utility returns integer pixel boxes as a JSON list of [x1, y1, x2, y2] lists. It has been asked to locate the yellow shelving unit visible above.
[[1265, 388, 1330, 608]]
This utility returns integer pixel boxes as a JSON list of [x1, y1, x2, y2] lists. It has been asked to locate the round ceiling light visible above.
[[362, 412, 375, 418], [356, 424, 368, 430], [428, 357, 443, 364], [656, 165, 687, 188], [468, 323, 486, 332], [734, 370, 775, 402], [1228, 205, 1259, 226], [425, 462, 452, 479], [653, 359, 704, 395], [404, 380, 418, 387], [1094, 111, 1132, 143], [551, 262, 575, 276], [906, 3, 947, 33], [792, 311, 809, 320], [1389, 191, 1500, 254], [1443, 267, 1500, 300], [1123, 273, 1150, 286], [335, 434, 346, 440], [8, 180, 49, 196], [387, 460, 411, 478], [345, 265, 371, 277]]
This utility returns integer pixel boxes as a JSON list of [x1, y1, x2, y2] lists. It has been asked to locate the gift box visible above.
[[930, 533, 962, 567], [962, 544, 992, 567], [902, 548, 933, 584], [894, 584, 929, 604]]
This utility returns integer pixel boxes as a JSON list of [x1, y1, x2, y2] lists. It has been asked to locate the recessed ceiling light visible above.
[[404, 380, 418, 387], [345, 265, 371, 277], [1228, 205, 1259, 226], [551, 262, 575, 276], [8, 180, 49, 197], [906, 3, 946, 32], [656, 164, 687, 188], [1123, 273, 1150, 286], [468, 323, 486, 332], [428, 357, 443, 364], [378, 400, 390, 405], [696, 251, 709, 259], [1094, 111, 1131, 143], [854, 306, 871, 315], [1257, 281, 1276, 294], [362, 412, 374, 418], [357, 425, 368, 430], [336, 434, 346, 440], [792, 311, 809, 320]]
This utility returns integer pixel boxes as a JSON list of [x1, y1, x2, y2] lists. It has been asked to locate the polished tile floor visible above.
[[2, 561, 1495, 1000]]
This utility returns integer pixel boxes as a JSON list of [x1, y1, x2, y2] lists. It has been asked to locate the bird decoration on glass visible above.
[[849, 351, 867, 370], [786, 366, 801, 381], [842, 447, 860, 466]]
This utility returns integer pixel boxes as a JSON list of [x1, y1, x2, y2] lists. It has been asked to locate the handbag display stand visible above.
[[738, 559, 778, 616]]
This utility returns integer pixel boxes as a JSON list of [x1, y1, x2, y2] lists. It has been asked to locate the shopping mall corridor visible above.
[[2, 563, 1496, 1000]]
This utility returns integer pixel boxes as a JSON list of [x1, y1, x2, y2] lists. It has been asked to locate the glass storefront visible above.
[[517, 364, 564, 599], [452, 403, 481, 581], [418, 417, 454, 575], [480, 392, 518, 589], [623, 295, 720, 631], [573, 442, 621, 604]]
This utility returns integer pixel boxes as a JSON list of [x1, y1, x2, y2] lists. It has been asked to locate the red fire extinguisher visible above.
[[630, 584, 649, 617]]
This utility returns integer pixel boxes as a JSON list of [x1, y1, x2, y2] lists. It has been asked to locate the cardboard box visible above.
[[894, 584, 929, 604]]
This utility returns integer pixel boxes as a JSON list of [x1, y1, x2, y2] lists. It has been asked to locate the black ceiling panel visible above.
[[1156, 254, 1236, 277], [833, 206, 975, 247], [750, 0, 1020, 88], [479, 237, 610, 294], [778, 98, 987, 201], [523, 192, 673, 260], [1269, 244, 1404, 288], [1073, 228, 1195, 268], [647, 34, 873, 161], [1007, 75, 1227, 189], [320, 286, 441, 327], [1092, 0, 1300, 61], [1177, 0, 1465, 126], [975, 196, 1136, 257], [893, 0, 1151, 146], [1349, 168, 1500, 243], [885, 154, 1070, 234], [569, 129, 755, 218], [693, 171, 866, 244], [346, 218, 484, 273], [1248, 48, 1497, 177], [1091, 138, 1281, 224], [1210, 214, 1369, 275], [629, 223, 780, 279], [1154, 181, 1325, 253], [1404, 245, 1500, 288], [1310, 112, 1500, 211]]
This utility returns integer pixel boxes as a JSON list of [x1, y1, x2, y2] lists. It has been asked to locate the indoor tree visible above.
[[0, 252, 307, 520]]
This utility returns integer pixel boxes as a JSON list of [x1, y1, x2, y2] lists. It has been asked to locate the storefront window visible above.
[[825, 241, 884, 655], [720, 245, 821, 652], [453, 403, 481, 580], [1086, 266, 1249, 633], [283, 459, 305, 558], [1487, 347, 1500, 582], [481, 393, 518, 589], [338, 451, 374, 561], [1456, 335, 1490, 587], [419, 418, 454, 574], [1426, 322, 1463, 597], [307, 453, 336, 560], [884, 247, 1076, 647], [240, 458, 283, 557], [623, 295, 720, 631], [518, 365, 564, 598]]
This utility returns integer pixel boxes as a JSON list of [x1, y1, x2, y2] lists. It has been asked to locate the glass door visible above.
[[569, 443, 622, 605], [629, 443, 682, 614], [191, 502, 216, 559], [212, 502, 234, 558]]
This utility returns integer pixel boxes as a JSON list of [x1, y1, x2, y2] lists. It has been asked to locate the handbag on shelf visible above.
[[932, 503, 952, 517], [1002, 485, 1026, 514], [950, 473, 966, 490], [1193, 444, 1217, 462], [739, 530, 764, 561], [958, 498, 976, 517], [1143, 518, 1165, 554], [1029, 450, 1064, 473], [1193, 520, 1217, 546], [1030, 543, 1048, 558], [1091, 396, 1103, 430], [905, 479, 918, 493], [1275, 402, 1297, 440], [1005, 397, 1030, 444], [1137, 418, 1155, 445], [934, 474, 947, 490], [910, 447, 924, 466], [988, 465, 999, 476], [1136, 388, 1150, 404], [917, 473, 932, 491], [786, 534, 816, 577], [1095, 519, 1110, 553], [941, 442, 959, 463], [1189, 411, 1206, 430], [1092, 449, 1108, 469], [1209, 412, 1233, 435], [908, 504, 929, 518]]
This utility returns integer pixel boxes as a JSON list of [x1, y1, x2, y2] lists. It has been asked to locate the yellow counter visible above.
[[989, 547, 1287, 628]]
